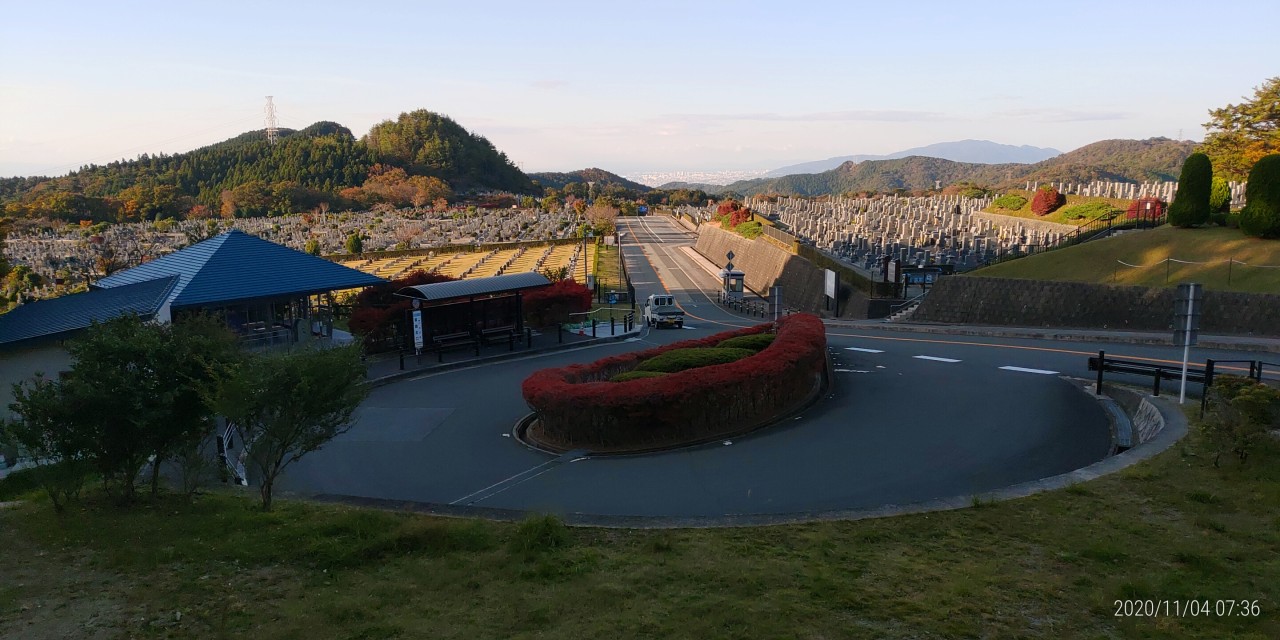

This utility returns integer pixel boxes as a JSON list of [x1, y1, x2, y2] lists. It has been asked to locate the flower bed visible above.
[[521, 313, 827, 450]]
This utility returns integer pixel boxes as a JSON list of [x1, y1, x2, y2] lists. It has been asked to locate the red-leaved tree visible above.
[[348, 269, 458, 343], [1030, 186, 1065, 216], [523, 279, 592, 327]]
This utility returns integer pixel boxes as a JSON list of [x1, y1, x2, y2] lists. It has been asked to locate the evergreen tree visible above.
[[1168, 153, 1212, 227], [344, 232, 363, 255], [1239, 154, 1280, 238]]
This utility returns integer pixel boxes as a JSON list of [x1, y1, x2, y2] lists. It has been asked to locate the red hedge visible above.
[[349, 269, 458, 341], [1031, 186, 1065, 216], [1125, 197, 1166, 220], [521, 314, 827, 449], [523, 278, 592, 327]]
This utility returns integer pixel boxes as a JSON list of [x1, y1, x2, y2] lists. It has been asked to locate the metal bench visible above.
[[432, 331, 479, 362], [476, 326, 517, 351]]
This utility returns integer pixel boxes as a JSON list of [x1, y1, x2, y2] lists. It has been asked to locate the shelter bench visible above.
[[477, 325, 517, 351], [433, 331, 479, 362]]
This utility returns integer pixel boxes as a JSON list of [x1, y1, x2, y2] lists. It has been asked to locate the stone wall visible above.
[[694, 225, 867, 317], [913, 276, 1280, 336]]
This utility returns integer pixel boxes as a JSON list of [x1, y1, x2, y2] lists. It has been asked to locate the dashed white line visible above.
[[913, 355, 962, 363], [999, 366, 1060, 375], [845, 347, 885, 353]]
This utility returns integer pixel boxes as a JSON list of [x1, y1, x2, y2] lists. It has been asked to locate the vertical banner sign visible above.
[[824, 269, 836, 299], [412, 309, 424, 352]]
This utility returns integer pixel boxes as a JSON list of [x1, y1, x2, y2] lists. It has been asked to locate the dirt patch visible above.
[[0, 512, 129, 640]]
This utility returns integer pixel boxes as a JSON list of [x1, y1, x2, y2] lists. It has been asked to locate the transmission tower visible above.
[[264, 96, 279, 144]]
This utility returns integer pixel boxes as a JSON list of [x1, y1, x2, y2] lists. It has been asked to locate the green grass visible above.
[[2, 425, 1279, 639], [987, 190, 1135, 225], [972, 225, 1280, 293]]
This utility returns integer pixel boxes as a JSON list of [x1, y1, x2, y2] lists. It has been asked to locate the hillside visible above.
[[696, 138, 1196, 197], [766, 140, 1061, 176], [971, 226, 1280, 293], [0, 110, 537, 222], [529, 168, 651, 192]]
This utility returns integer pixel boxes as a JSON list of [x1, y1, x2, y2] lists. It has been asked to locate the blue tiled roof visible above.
[[0, 275, 178, 347], [94, 230, 386, 309]]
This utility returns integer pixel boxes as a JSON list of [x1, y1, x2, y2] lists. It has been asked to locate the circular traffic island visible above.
[[520, 313, 829, 453]]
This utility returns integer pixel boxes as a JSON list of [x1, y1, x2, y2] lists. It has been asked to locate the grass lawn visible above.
[[987, 191, 1135, 226], [971, 225, 1280, 293], [2, 420, 1278, 639]]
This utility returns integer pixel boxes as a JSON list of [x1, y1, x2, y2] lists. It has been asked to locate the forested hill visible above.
[[529, 168, 652, 192], [688, 138, 1197, 197], [0, 110, 537, 222]]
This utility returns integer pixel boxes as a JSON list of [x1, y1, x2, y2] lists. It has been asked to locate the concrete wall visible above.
[[694, 225, 868, 317], [0, 343, 73, 417], [914, 276, 1280, 336]]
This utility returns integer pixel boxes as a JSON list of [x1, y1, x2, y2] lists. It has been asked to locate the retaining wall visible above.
[[913, 276, 1280, 336]]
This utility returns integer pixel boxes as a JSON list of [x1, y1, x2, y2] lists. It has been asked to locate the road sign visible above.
[[412, 310, 424, 351], [608, 293, 618, 305], [726, 250, 735, 261]]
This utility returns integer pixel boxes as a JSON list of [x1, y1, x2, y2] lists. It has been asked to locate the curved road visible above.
[[277, 215, 1268, 519]]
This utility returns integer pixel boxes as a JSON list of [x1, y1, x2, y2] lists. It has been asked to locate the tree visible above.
[[584, 202, 619, 234], [2, 375, 91, 512], [1168, 153, 1212, 227], [344, 231, 363, 254], [1239, 153, 1280, 238], [214, 345, 369, 511], [304, 238, 321, 255], [1201, 78, 1280, 181], [1030, 185, 1065, 216], [1209, 176, 1233, 214]]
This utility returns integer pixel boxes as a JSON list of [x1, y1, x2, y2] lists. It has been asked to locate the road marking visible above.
[[845, 347, 885, 353], [835, 369, 872, 373], [914, 355, 962, 363], [999, 366, 1060, 375]]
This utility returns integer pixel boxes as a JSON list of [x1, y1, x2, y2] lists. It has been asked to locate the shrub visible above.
[[1168, 153, 1212, 227], [611, 370, 667, 382], [523, 278, 592, 326], [1239, 154, 1280, 238], [635, 347, 758, 373], [1125, 197, 1166, 220], [717, 333, 776, 351], [1201, 375, 1280, 466], [993, 194, 1027, 210], [522, 315, 827, 449], [1210, 176, 1232, 214], [1057, 201, 1118, 221], [736, 221, 763, 239], [348, 269, 458, 341], [509, 514, 571, 556], [1030, 186, 1065, 216]]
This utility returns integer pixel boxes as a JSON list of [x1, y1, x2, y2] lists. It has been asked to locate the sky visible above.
[[2, 0, 1278, 178]]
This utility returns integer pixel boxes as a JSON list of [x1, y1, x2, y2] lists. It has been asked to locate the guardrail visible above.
[[1088, 350, 1210, 398]]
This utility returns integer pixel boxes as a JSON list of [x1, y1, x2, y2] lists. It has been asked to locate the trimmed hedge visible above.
[[634, 347, 757, 373], [993, 194, 1027, 210], [717, 333, 776, 351], [1031, 186, 1065, 216], [522, 314, 827, 449], [1168, 152, 1212, 227], [1240, 154, 1280, 239], [611, 370, 667, 383]]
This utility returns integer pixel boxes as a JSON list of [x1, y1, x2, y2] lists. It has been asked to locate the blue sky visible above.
[[2, 0, 1277, 177]]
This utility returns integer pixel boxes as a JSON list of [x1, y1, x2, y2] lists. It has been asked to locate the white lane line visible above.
[[913, 355, 962, 363], [845, 347, 885, 353], [999, 365, 1060, 375]]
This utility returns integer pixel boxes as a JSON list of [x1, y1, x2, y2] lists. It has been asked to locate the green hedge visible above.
[[717, 333, 776, 351], [610, 370, 668, 383], [993, 194, 1027, 210], [635, 347, 757, 373], [1057, 201, 1118, 221]]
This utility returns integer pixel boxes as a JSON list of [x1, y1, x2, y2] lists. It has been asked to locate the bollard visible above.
[[1095, 350, 1104, 395], [558, 324, 563, 343], [591, 318, 597, 338], [399, 349, 405, 371], [526, 327, 532, 349], [1152, 369, 1162, 396], [611, 316, 616, 335]]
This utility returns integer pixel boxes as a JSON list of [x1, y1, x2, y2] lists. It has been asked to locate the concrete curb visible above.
[[365, 328, 643, 388], [822, 319, 1280, 354]]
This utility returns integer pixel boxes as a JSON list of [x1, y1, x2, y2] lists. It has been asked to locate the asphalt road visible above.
[[276, 214, 1266, 519]]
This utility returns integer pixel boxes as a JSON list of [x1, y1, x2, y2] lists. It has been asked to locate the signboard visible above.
[[637, 205, 648, 215], [824, 269, 836, 298], [608, 292, 618, 305], [412, 310, 424, 351], [886, 260, 899, 283]]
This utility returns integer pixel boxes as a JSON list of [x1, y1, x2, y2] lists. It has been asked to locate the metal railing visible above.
[[984, 211, 1167, 268]]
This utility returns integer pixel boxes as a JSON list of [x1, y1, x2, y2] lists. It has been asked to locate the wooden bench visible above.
[[432, 331, 479, 362]]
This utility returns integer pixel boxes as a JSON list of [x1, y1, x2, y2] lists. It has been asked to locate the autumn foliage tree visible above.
[[1201, 77, 1280, 181], [522, 279, 592, 327], [347, 270, 459, 344], [1126, 197, 1166, 220], [1030, 185, 1065, 216]]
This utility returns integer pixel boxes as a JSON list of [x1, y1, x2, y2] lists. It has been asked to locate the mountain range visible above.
[[528, 168, 651, 193], [765, 140, 1062, 177], [660, 138, 1196, 197]]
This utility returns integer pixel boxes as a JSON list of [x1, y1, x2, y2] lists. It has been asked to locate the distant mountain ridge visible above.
[[766, 140, 1062, 176], [663, 138, 1195, 197], [528, 168, 651, 192]]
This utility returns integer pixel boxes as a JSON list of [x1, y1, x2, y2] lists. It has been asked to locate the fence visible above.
[[983, 210, 1167, 267]]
